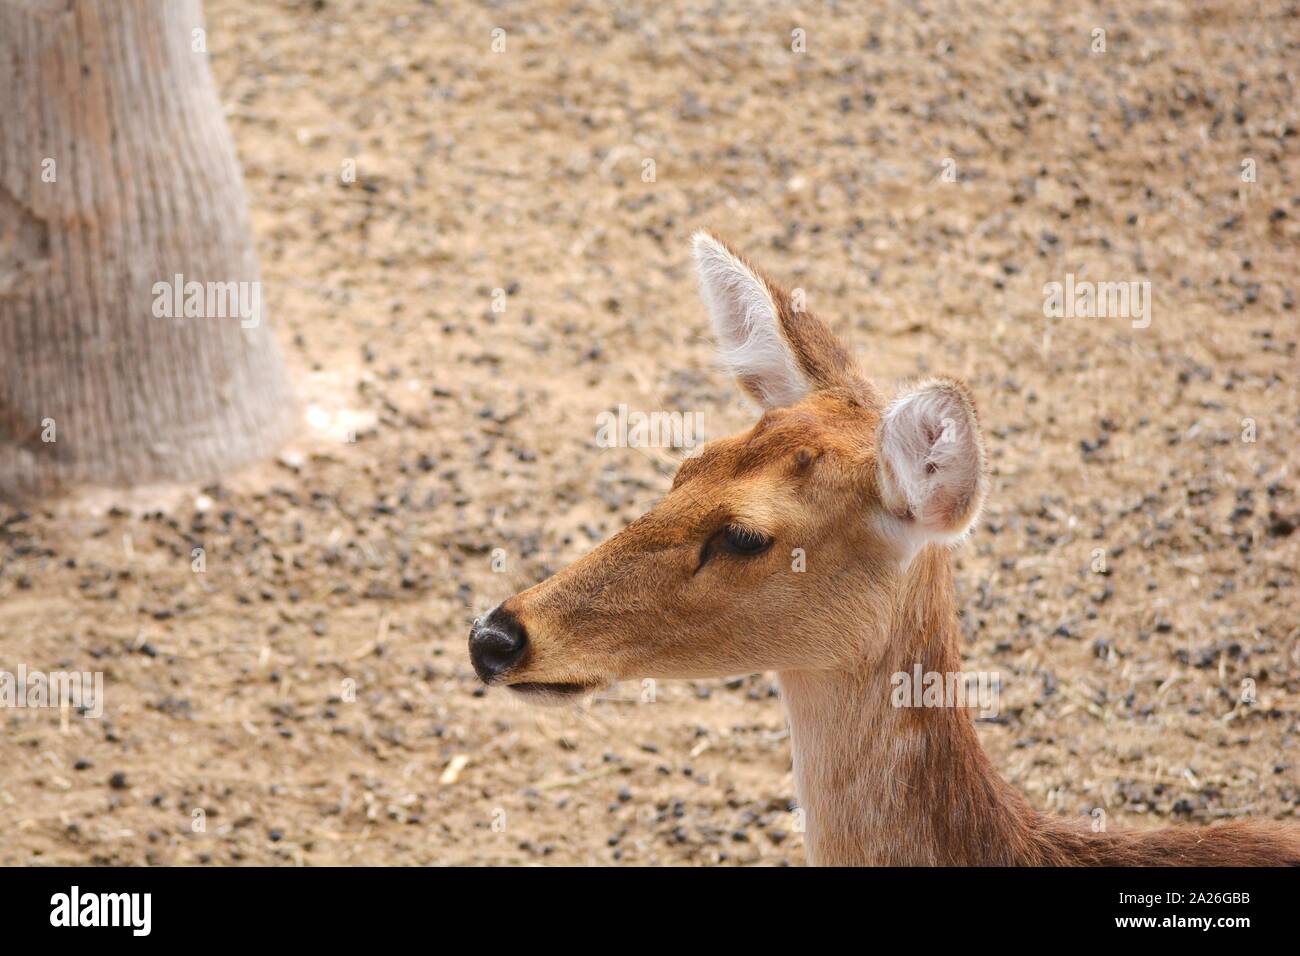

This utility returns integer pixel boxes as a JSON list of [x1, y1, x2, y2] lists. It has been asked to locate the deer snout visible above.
[[469, 606, 529, 683]]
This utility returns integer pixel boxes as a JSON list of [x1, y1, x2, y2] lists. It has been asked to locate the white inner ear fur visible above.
[[878, 382, 986, 556], [692, 231, 809, 409]]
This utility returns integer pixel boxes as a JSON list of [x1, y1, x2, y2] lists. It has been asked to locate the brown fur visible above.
[[484, 236, 1300, 866]]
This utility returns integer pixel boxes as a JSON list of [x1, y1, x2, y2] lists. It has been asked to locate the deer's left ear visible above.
[[877, 378, 988, 549], [692, 230, 867, 409]]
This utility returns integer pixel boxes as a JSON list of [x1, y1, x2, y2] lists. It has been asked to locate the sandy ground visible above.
[[2, 0, 1298, 865]]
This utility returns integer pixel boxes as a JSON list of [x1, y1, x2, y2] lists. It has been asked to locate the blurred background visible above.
[[1, 0, 1296, 864]]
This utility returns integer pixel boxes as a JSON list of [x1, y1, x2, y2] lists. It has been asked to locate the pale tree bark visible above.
[[0, 0, 295, 499]]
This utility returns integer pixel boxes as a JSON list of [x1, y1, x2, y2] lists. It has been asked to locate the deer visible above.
[[469, 232, 1300, 866]]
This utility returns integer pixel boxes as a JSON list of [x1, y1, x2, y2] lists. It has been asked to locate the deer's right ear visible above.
[[692, 231, 864, 409]]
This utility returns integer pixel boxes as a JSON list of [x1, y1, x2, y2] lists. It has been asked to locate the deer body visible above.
[[779, 545, 1039, 865], [469, 233, 1300, 866], [783, 546, 1300, 865]]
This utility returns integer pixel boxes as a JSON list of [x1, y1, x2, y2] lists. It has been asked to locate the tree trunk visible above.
[[0, 0, 295, 500]]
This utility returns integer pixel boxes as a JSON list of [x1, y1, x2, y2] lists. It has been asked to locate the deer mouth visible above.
[[506, 681, 599, 705]]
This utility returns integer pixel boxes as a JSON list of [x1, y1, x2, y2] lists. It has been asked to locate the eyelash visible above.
[[697, 524, 774, 571], [721, 525, 772, 556]]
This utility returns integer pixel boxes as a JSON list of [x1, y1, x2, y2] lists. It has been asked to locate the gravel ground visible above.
[[1, 0, 1297, 865]]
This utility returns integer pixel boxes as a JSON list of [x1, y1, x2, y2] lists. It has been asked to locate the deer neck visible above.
[[777, 545, 1040, 866]]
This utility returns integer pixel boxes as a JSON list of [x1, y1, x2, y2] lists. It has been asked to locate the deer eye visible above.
[[720, 525, 773, 557]]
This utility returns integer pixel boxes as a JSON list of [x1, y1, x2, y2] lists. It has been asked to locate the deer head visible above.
[[469, 232, 989, 702]]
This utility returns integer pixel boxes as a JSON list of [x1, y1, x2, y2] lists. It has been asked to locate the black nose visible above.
[[469, 607, 529, 683]]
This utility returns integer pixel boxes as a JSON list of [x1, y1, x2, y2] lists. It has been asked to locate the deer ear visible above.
[[693, 231, 807, 408], [878, 378, 988, 548], [692, 231, 865, 409]]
